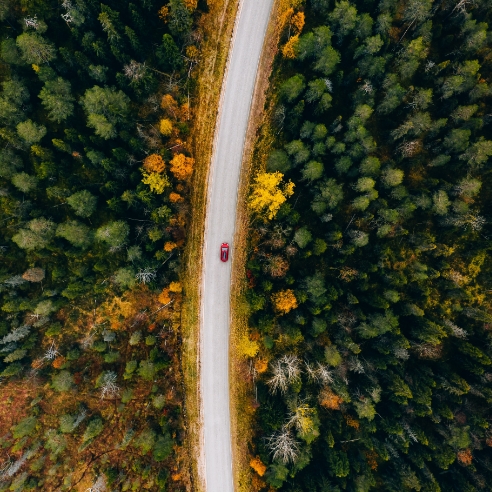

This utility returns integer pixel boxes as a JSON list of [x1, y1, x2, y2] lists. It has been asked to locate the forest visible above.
[[245, 0, 492, 490], [0, 0, 202, 489]]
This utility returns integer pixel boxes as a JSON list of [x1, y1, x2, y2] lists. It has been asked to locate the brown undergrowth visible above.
[[0, 286, 188, 491]]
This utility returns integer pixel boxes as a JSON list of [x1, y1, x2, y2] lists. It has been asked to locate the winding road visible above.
[[200, 0, 274, 490]]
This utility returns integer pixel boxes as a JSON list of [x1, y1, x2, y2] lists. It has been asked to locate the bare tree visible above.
[[451, 0, 475, 15], [348, 357, 365, 374], [135, 268, 156, 284], [80, 330, 97, 350], [444, 213, 486, 232], [43, 341, 60, 361], [267, 360, 289, 394], [394, 347, 410, 360], [403, 421, 419, 443], [267, 355, 302, 394], [266, 427, 300, 464], [443, 319, 468, 339], [361, 81, 373, 94], [123, 60, 147, 83], [399, 140, 421, 157], [86, 475, 107, 492], [24, 16, 39, 29], [0, 446, 36, 479], [4, 275, 27, 288], [305, 361, 334, 384], [99, 371, 120, 399]]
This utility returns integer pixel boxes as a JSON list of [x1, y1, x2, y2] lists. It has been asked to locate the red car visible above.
[[220, 243, 229, 262]]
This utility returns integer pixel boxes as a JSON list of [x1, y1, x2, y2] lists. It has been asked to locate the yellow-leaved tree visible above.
[[249, 172, 294, 220], [271, 289, 298, 314], [159, 118, 173, 136], [169, 281, 182, 293], [291, 11, 305, 33], [184, 0, 198, 10], [142, 172, 170, 194], [282, 34, 299, 59], [237, 334, 260, 358]]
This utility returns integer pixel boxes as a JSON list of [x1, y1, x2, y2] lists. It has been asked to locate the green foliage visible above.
[[56, 221, 93, 248], [66, 190, 97, 217], [11, 172, 38, 193], [247, 2, 492, 490], [114, 267, 136, 288], [81, 86, 130, 139], [0, 0, 192, 486], [17, 119, 47, 145], [95, 221, 130, 248], [133, 427, 156, 453], [82, 417, 104, 442], [293, 227, 312, 248], [38, 78, 74, 123], [267, 149, 291, 173], [12, 218, 55, 250], [325, 344, 342, 366], [16, 32, 56, 64], [280, 74, 305, 103], [153, 433, 173, 461], [168, 0, 193, 39], [12, 415, 37, 438], [52, 370, 74, 392], [157, 34, 183, 71], [138, 360, 156, 381]]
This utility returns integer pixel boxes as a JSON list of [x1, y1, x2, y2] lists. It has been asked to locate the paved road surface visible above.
[[200, 0, 274, 490]]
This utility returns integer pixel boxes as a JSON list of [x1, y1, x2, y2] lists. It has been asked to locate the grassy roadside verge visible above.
[[180, 0, 240, 490], [229, 1, 292, 490]]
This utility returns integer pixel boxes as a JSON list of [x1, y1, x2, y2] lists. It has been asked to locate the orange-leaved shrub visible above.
[[250, 456, 267, 477], [143, 154, 165, 173], [170, 153, 194, 180], [271, 289, 298, 314]]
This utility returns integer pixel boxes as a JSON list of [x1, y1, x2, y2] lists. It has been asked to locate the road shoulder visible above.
[[229, 1, 286, 489]]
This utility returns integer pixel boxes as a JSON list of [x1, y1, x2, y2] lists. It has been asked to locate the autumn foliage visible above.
[[170, 153, 194, 180], [271, 289, 298, 314], [237, 334, 260, 358], [249, 172, 294, 220], [159, 118, 173, 136], [169, 192, 183, 203], [52, 356, 66, 368], [141, 171, 170, 194], [164, 241, 177, 252], [254, 358, 269, 374], [291, 11, 305, 33], [161, 94, 178, 115], [282, 34, 299, 59], [457, 449, 473, 466], [158, 288, 172, 305], [319, 388, 343, 410], [345, 415, 360, 430], [22, 267, 45, 282], [250, 456, 267, 476], [183, 0, 198, 10], [143, 153, 165, 173], [364, 450, 379, 471], [169, 281, 182, 293]]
